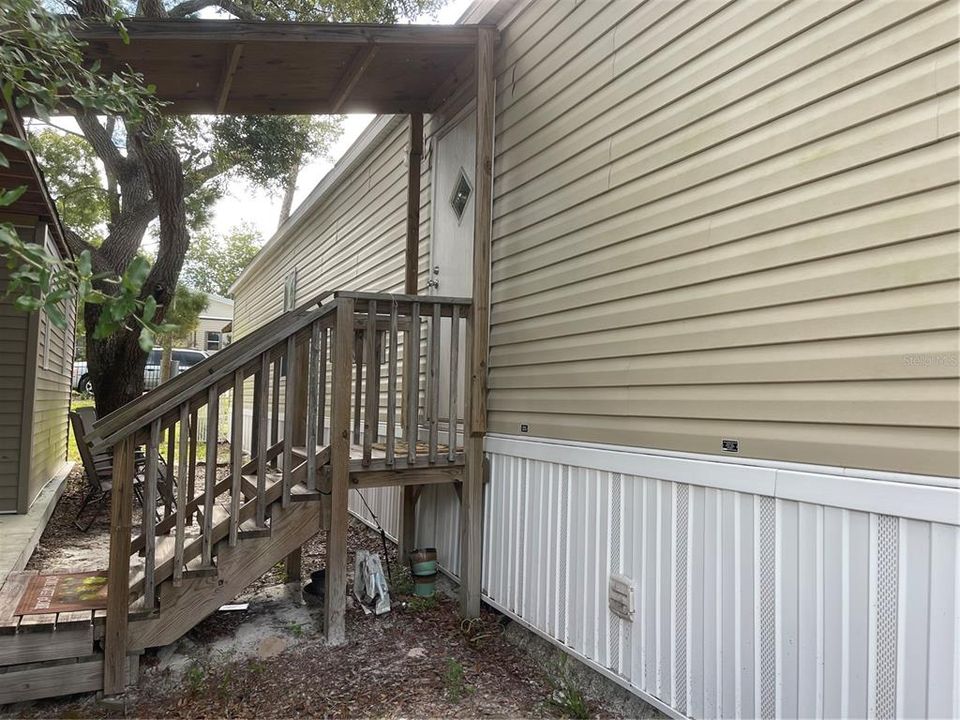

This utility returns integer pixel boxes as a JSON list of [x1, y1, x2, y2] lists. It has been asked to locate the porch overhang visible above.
[[76, 19, 492, 115]]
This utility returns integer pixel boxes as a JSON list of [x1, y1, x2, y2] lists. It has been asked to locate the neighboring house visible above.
[[0, 103, 74, 514], [229, 1, 960, 717], [185, 292, 233, 352]]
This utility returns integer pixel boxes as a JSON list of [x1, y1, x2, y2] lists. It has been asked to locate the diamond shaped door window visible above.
[[450, 168, 472, 223]]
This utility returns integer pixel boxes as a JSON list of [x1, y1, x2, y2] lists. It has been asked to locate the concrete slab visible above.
[[0, 463, 72, 585]]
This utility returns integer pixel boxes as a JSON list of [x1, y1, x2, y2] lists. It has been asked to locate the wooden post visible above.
[[103, 436, 135, 695], [284, 547, 302, 583], [405, 113, 424, 295], [398, 485, 418, 563], [460, 27, 496, 618], [325, 298, 354, 645]]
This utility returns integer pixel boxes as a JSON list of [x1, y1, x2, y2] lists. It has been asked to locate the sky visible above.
[[207, 0, 473, 242]]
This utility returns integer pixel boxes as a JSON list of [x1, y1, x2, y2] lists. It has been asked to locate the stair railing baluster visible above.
[[282, 336, 296, 507], [362, 300, 378, 467], [164, 424, 175, 520], [229, 368, 244, 547], [174, 403, 189, 586], [202, 387, 218, 566], [385, 302, 398, 466], [318, 326, 328, 445], [447, 305, 460, 462], [353, 329, 363, 446], [270, 357, 281, 470], [307, 321, 321, 490], [406, 302, 420, 465], [428, 303, 441, 464], [143, 417, 161, 609], [187, 409, 198, 524], [256, 352, 270, 526]]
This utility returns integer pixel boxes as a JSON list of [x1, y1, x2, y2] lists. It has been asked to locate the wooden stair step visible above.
[[128, 467, 292, 599], [290, 482, 324, 502], [240, 472, 281, 499], [129, 536, 177, 592], [238, 518, 271, 539], [195, 503, 230, 528], [183, 554, 217, 578]]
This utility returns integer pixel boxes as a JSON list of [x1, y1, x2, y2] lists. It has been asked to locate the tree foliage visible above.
[[31, 128, 109, 243], [180, 223, 262, 297]]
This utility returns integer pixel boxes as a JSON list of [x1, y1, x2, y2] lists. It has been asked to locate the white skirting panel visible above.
[[481, 435, 960, 720], [348, 486, 400, 543]]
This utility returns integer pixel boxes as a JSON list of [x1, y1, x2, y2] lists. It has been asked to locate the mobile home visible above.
[[229, 0, 960, 716]]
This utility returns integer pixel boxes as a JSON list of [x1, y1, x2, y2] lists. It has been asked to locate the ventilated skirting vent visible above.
[[674, 483, 689, 716], [758, 496, 777, 719], [875, 515, 899, 719]]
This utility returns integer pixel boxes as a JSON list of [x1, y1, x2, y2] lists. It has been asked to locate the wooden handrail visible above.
[[86, 294, 337, 453]]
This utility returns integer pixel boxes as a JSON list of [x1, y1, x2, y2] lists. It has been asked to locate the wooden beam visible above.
[[103, 437, 135, 695], [330, 45, 379, 114], [216, 44, 244, 114], [459, 26, 496, 619], [325, 298, 354, 645], [76, 20, 485, 46], [405, 113, 424, 295], [350, 463, 462, 488]]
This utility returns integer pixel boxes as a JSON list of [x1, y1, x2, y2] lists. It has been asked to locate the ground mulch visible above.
[[6, 467, 618, 719]]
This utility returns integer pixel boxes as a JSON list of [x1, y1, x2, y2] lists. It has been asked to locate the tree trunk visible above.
[[83, 120, 190, 417], [86, 304, 149, 418], [277, 160, 299, 228]]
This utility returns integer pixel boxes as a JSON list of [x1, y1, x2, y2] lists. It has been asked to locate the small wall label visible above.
[[721, 438, 739, 453], [520, 424, 528, 433]]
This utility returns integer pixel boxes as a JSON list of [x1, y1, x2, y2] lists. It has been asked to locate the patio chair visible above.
[[71, 407, 173, 531]]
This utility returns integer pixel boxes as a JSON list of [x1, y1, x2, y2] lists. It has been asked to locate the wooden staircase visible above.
[[0, 291, 473, 705]]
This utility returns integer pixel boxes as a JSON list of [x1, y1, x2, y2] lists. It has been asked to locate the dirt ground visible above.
[[5, 469, 620, 719]]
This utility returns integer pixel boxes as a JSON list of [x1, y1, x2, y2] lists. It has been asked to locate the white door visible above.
[[430, 110, 476, 427]]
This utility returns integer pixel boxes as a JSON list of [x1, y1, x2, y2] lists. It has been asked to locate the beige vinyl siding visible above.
[[0, 263, 29, 512], [486, 0, 960, 476]]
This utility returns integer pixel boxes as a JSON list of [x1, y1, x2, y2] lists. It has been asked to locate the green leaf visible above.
[[0, 185, 27, 207], [0, 134, 30, 152], [45, 304, 66, 328], [14, 295, 42, 312], [142, 295, 157, 323], [138, 326, 154, 352]]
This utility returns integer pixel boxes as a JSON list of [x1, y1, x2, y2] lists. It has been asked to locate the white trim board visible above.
[[484, 434, 960, 526]]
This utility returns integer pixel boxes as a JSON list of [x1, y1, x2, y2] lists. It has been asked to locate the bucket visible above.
[[412, 572, 437, 597], [408, 548, 438, 597]]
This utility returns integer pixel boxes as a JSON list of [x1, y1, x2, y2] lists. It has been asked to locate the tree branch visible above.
[[168, 0, 258, 19], [74, 112, 127, 177]]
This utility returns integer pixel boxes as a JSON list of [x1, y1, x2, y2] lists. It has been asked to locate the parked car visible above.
[[73, 348, 209, 395]]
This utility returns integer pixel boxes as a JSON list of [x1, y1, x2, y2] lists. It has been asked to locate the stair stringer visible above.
[[127, 500, 322, 651]]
